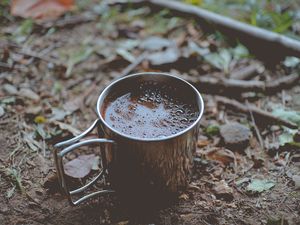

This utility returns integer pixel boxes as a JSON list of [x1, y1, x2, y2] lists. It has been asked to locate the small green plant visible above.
[[12, 19, 34, 43], [184, 0, 298, 36]]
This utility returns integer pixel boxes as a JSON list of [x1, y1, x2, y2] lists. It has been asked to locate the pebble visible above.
[[220, 122, 251, 150]]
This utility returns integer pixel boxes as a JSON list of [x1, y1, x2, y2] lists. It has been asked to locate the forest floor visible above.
[[0, 1, 300, 225]]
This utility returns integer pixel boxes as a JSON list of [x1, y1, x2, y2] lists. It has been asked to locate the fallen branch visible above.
[[265, 73, 300, 94], [184, 73, 299, 96], [41, 14, 96, 29], [230, 63, 264, 80], [112, 0, 300, 58], [185, 75, 265, 94], [216, 96, 298, 129]]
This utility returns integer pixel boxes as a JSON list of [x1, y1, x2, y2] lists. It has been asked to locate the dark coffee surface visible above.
[[102, 81, 199, 138]]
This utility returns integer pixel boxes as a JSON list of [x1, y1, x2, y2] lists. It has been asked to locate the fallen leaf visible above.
[[202, 45, 248, 73], [25, 106, 42, 115], [53, 121, 81, 136], [11, 18, 34, 43], [247, 179, 275, 193], [187, 40, 210, 56], [66, 46, 94, 77], [231, 44, 249, 60], [11, 0, 75, 22], [284, 56, 300, 68], [63, 84, 96, 114], [204, 124, 220, 136], [64, 154, 99, 178], [23, 131, 43, 152], [197, 139, 210, 147], [213, 180, 233, 201], [49, 108, 70, 121], [278, 128, 300, 147], [205, 147, 236, 166], [140, 36, 174, 51], [3, 84, 18, 95], [147, 47, 180, 66], [116, 221, 129, 225], [204, 49, 232, 73], [18, 88, 40, 101], [178, 193, 189, 200], [272, 108, 300, 127], [6, 186, 16, 199], [235, 177, 250, 186], [116, 48, 135, 63], [292, 175, 300, 189], [0, 106, 5, 118]]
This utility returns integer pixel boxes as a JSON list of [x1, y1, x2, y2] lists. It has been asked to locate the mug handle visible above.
[[54, 119, 115, 206]]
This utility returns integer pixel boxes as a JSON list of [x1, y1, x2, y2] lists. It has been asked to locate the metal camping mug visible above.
[[54, 72, 204, 206]]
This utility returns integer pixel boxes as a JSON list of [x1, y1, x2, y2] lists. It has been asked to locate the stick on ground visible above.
[[112, 0, 300, 58], [216, 96, 298, 129], [184, 73, 299, 96]]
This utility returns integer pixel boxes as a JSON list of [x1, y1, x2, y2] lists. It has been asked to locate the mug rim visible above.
[[96, 72, 204, 142]]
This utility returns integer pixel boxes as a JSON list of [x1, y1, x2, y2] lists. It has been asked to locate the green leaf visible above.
[[184, 0, 203, 6], [204, 125, 220, 136], [247, 179, 275, 193], [12, 19, 34, 43], [204, 49, 231, 73], [203, 44, 248, 73], [66, 47, 94, 77], [279, 127, 300, 147], [283, 57, 300, 68], [6, 186, 16, 199], [272, 108, 300, 127], [279, 132, 294, 146], [231, 44, 249, 59]]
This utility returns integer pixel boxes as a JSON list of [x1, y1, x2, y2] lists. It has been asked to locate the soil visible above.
[[1, 2, 300, 225]]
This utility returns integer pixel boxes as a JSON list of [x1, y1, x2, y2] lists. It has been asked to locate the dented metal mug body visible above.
[[54, 72, 204, 206]]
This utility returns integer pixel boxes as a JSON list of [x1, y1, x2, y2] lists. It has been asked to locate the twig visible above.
[[265, 73, 300, 94], [184, 75, 265, 95], [216, 96, 298, 129], [0, 41, 64, 67], [184, 73, 299, 96], [230, 63, 263, 80], [40, 14, 96, 29], [15, 49, 64, 67], [119, 52, 148, 77], [246, 101, 264, 150], [111, 0, 300, 58], [66, 73, 95, 89]]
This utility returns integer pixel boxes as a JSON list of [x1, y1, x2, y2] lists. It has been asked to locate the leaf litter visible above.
[[64, 154, 100, 179], [1, 1, 300, 225], [11, 0, 75, 22]]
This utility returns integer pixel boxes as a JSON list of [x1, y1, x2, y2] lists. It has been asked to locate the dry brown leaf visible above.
[[53, 121, 81, 136], [197, 139, 210, 147], [212, 180, 233, 201], [11, 0, 75, 22], [63, 84, 96, 114], [64, 154, 99, 179], [205, 147, 236, 166]]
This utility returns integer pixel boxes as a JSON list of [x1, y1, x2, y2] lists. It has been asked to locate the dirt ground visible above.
[[1, 2, 300, 225]]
